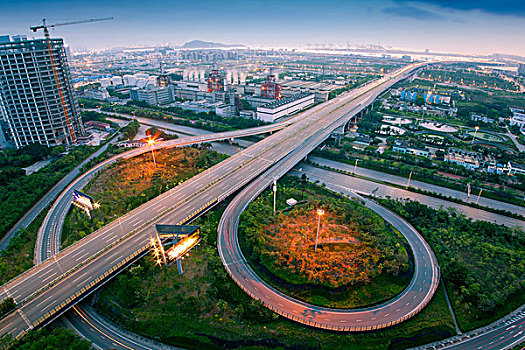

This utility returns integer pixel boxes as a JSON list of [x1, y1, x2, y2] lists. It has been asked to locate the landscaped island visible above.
[[62, 145, 227, 247], [239, 177, 413, 308]]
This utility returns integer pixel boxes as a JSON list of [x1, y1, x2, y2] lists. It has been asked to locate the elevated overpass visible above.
[[0, 63, 426, 339], [35, 119, 292, 264]]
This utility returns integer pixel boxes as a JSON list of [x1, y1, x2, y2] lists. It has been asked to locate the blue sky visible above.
[[2, 0, 525, 56]]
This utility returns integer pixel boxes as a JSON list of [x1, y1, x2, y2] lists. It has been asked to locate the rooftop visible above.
[[260, 92, 314, 109]]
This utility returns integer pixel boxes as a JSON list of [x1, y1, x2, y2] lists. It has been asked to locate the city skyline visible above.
[[2, 0, 525, 56]]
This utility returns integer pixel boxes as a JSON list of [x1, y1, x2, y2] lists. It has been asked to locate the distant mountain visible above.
[[182, 40, 246, 49], [491, 53, 525, 63]]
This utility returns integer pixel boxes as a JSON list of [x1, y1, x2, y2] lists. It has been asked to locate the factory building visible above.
[[0, 35, 84, 148], [130, 85, 174, 105], [84, 88, 110, 100], [260, 69, 282, 99], [256, 92, 315, 122]]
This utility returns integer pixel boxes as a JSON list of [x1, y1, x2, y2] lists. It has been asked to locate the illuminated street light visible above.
[[147, 137, 157, 168], [471, 126, 479, 144], [314, 209, 324, 252], [273, 179, 277, 216]]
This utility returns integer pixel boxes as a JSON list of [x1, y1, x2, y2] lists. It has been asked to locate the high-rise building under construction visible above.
[[0, 35, 84, 148]]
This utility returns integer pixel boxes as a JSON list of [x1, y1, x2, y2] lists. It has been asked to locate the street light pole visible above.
[[476, 188, 483, 205], [151, 145, 156, 167], [406, 171, 412, 188], [114, 214, 123, 236], [273, 179, 277, 216], [353, 159, 358, 175], [471, 126, 479, 144], [314, 209, 324, 252], [147, 138, 157, 168]]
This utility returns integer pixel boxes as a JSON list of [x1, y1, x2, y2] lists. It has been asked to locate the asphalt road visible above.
[[63, 305, 181, 350], [0, 63, 424, 338], [58, 149, 524, 347], [416, 307, 525, 350], [93, 109, 282, 148], [309, 156, 525, 218], [296, 164, 525, 228]]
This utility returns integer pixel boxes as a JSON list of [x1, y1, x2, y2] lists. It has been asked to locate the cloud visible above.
[[399, 0, 525, 17], [381, 4, 444, 20]]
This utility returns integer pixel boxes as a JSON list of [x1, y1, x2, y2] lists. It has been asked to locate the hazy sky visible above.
[[2, 0, 525, 56]]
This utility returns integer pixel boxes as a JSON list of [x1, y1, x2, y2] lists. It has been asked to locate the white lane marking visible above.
[[41, 273, 57, 283]]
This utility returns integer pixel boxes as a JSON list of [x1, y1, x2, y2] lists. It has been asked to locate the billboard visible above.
[[165, 229, 200, 261], [72, 190, 99, 216]]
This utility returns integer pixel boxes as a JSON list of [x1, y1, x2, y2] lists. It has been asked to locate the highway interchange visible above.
[[0, 63, 423, 338], [0, 62, 523, 349], [217, 154, 440, 331]]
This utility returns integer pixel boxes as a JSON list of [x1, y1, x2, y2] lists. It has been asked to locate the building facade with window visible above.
[[0, 36, 84, 148]]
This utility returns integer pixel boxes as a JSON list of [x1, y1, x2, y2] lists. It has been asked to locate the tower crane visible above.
[[29, 17, 113, 144]]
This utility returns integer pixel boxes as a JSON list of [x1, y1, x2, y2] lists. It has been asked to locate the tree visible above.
[[10, 328, 91, 350], [301, 173, 308, 200], [415, 96, 426, 106], [0, 297, 16, 317]]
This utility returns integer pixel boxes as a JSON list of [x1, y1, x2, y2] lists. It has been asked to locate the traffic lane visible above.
[[444, 316, 525, 349], [64, 305, 178, 350], [39, 132, 270, 268], [0, 257, 64, 304], [0, 307, 28, 337], [39, 142, 259, 258], [36, 115, 296, 263], [18, 169, 234, 330], [134, 117, 256, 148], [20, 147, 276, 319], [22, 72, 410, 334], [309, 156, 525, 217], [295, 164, 525, 228]]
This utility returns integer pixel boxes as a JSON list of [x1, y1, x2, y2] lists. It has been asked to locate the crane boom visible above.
[[29, 16, 113, 145], [30, 17, 114, 32]]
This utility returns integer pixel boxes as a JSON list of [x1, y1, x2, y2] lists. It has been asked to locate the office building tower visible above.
[[0, 35, 84, 148]]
